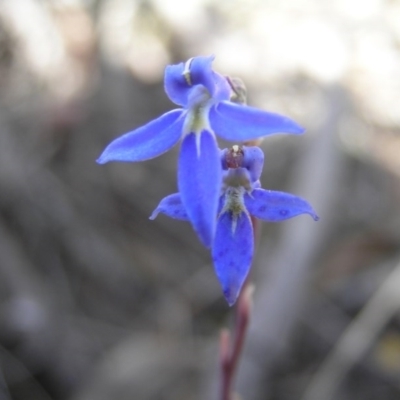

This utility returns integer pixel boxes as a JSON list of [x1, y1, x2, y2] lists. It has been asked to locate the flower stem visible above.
[[220, 281, 253, 400]]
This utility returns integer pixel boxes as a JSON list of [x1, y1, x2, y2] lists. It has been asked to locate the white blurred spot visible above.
[[294, 19, 348, 83], [99, 0, 170, 82]]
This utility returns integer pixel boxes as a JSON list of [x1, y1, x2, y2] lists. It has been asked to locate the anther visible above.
[[225, 145, 244, 169]]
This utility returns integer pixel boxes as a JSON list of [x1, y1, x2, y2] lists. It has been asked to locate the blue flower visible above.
[[150, 145, 319, 306], [97, 56, 305, 248]]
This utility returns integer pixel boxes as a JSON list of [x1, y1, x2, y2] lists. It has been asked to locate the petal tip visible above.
[[96, 154, 108, 164], [149, 209, 159, 220], [312, 213, 320, 221], [296, 125, 306, 134], [223, 288, 239, 307], [288, 121, 305, 134]]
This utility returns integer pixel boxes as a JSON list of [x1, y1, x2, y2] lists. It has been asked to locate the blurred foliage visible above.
[[0, 1, 399, 400]]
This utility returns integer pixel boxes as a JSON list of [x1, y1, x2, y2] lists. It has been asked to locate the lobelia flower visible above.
[[97, 55, 304, 248], [150, 145, 319, 306]]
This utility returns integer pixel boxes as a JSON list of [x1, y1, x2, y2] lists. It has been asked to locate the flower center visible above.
[[183, 85, 213, 136], [224, 186, 245, 215], [222, 186, 246, 234], [220, 167, 252, 235], [219, 146, 255, 233]]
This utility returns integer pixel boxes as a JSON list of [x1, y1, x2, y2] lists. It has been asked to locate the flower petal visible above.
[[245, 188, 319, 221], [242, 146, 264, 182], [149, 193, 188, 221], [178, 130, 221, 248], [189, 56, 230, 101], [210, 71, 232, 102], [212, 211, 254, 306], [164, 56, 230, 107], [97, 109, 184, 164], [209, 101, 305, 141], [164, 56, 214, 107]]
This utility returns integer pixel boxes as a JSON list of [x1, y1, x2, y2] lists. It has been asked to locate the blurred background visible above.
[[0, 0, 400, 399]]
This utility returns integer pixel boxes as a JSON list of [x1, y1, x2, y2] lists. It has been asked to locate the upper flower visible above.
[[97, 55, 304, 165], [97, 56, 305, 248], [150, 145, 319, 306]]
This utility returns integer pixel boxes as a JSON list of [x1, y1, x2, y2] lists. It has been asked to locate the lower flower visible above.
[[150, 145, 319, 306]]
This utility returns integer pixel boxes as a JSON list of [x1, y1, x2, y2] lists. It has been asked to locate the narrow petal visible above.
[[245, 188, 319, 221], [212, 211, 254, 306], [97, 109, 184, 164], [209, 101, 305, 141], [149, 193, 188, 221], [242, 146, 264, 182], [178, 130, 221, 248], [164, 56, 230, 107], [210, 71, 232, 102]]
